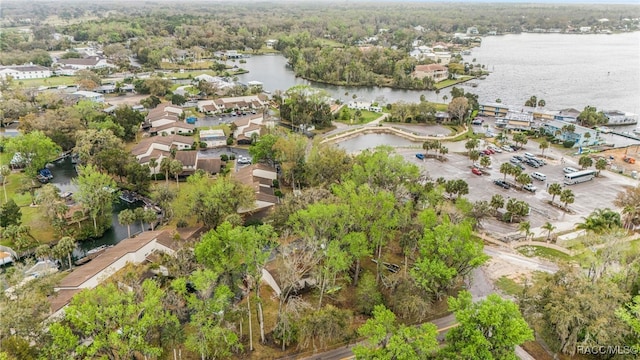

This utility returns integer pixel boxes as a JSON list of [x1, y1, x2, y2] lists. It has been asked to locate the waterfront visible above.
[[234, 32, 639, 113], [48, 158, 146, 256]]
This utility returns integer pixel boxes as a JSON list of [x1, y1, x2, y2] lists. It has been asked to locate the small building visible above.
[[265, 39, 278, 48], [412, 64, 448, 82], [478, 102, 509, 117], [0, 64, 51, 80], [55, 56, 115, 71], [72, 91, 104, 103], [553, 108, 581, 123], [199, 129, 227, 148], [495, 111, 534, 131], [541, 120, 599, 148], [233, 164, 279, 213]]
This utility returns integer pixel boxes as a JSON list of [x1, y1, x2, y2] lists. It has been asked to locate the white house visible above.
[[0, 64, 51, 80], [347, 101, 382, 113], [199, 129, 227, 148], [412, 64, 449, 82], [55, 56, 115, 70], [132, 134, 194, 167], [233, 113, 264, 138], [72, 90, 104, 103]]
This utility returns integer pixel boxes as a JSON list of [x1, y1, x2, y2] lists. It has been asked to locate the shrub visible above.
[[563, 140, 576, 148], [221, 154, 229, 162], [176, 219, 188, 228], [356, 272, 383, 315], [229, 154, 236, 160]]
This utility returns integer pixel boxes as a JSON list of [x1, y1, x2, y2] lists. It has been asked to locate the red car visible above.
[[472, 167, 482, 175], [485, 148, 495, 154]]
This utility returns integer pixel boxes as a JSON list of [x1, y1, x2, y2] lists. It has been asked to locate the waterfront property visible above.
[[197, 95, 268, 115], [603, 110, 638, 126], [48, 228, 201, 316], [553, 108, 581, 123], [478, 102, 509, 117], [495, 111, 534, 131], [541, 120, 600, 147], [412, 64, 449, 83]]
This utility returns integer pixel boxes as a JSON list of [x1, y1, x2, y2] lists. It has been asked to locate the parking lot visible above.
[[396, 141, 639, 237]]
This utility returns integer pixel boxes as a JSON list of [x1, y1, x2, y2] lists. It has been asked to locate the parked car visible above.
[[523, 184, 537, 193], [531, 172, 547, 181], [493, 179, 511, 189], [501, 145, 514, 152], [483, 149, 492, 155], [525, 159, 540, 168], [415, 153, 425, 160], [237, 156, 252, 165], [510, 157, 521, 164], [489, 145, 503, 153], [563, 167, 579, 174], [485, 148, 495, 154], [472, 167, 482, 175], [517, 163, 527, 171], [513, 155, 524, 162]]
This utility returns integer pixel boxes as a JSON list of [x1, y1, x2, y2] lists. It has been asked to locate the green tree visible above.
[[0, 165, 10, 203], [519, 221, 532, 241], [505, 198, 529, 223], [148, 158, 158, 181], [298, 305, 352, 351], [170, 159, 183, 188], [353, 304, 439, 360], [548, 183, 563, 203], [160, 157, 171, 184], [539, 140, 549, 157], [5, 131, 61, 179], [595, 158, 607, 176], [513, 132, 528, 148], [577, 208, 621, 234], [249, 133, 279, 165], [355, 272, 383, 315], [113, 105, 145, 141], [305, 142, 352, 187], [143, 208, 158, 231], [578, 155, 593, 169], [73, 164, 118, 234], [499, 162, 513, 181], [0, 199, 21, 227], [616, 295, 640, 352], [542, 222, 556, 241], [444, 291, 533, 359], [490, 194, 505, 214], [60, 280, 178, 359], [118, 208, 136, 238], [53, 236, 76, 269], [516, 173, 532, 189], [524, 95, 538, 107], [273, 132, 307, 190], [480, 155, 491, 169], [560, 188, 575, 208], [411, 217, 488, 299], [578, 105, 607, 127], [183, 172, 255, 229]]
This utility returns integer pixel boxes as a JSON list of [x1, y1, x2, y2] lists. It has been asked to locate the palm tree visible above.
[[118, 208, 137, 238], [143, 208, 158, 231], [134, 207, 146, 232], [500, 162, 513, 181], [541, 222, 556, 242], [560, 189, 575, 209], [595, 158, 607, 176], [539, 140, 549, 158], [577, 208, 621, 234], [516, 173, 532, 189], [0, 165, 10, 203], [519, 221, 532, 241], [170, 160, 183, 189], [490, 194, 504, 215], [480, 156, 491, 169], [35, 244, 52, 261], [548, 183, 563, 203], [149, 158, 158, 181], [622, 205, 639, 230], [160, 157, 171, 185], [469, 150, 480, 164], [579, 155, 593, 169], [55, 236, 76, 269]]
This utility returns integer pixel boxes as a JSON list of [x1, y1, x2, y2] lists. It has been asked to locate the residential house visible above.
[[233, 164, 279, 213], [265, 39, 278, 48], [144, 103, 183, 128], [412, 64, 448, 83], [236, 124, 263, 145], [196, 158, 222, 175], [541, 120, 599, 147], [0, 64, 51, 80], [72, 90, 105, 103], [198, 95, 268, 114], [199, 129, 227, 148], [174, 150, 199, 175], [48, 229, 201, 317], [55, 56, 115, 71], [233, 113, 264, 139], [150, 122, 195, 136], [478, 102, 509, 117], [94, 84, 117, 94], [346, 101, 382, 113], [132, 134, 194, 169]]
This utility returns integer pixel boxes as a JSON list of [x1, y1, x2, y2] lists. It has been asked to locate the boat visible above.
[[75, 245, 112, 266], [61, 191, 73, 199], [119, 190, 137, 204]]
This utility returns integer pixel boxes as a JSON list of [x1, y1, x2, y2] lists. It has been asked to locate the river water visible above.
[[234, 32, 640, 113], [49, 158, 145, 255]]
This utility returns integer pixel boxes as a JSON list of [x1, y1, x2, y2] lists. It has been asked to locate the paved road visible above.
[[484, 246, 559, 273]]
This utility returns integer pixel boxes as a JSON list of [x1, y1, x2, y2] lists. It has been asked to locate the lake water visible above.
[[235, 32, 640, 113]]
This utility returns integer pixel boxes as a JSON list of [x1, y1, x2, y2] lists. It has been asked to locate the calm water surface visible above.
[[235, 32, 639, 112]]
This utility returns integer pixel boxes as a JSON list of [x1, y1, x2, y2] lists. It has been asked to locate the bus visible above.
[[564, 169, 596, 185]]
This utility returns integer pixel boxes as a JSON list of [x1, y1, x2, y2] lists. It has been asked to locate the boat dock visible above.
[[611, 131, 640, 141]]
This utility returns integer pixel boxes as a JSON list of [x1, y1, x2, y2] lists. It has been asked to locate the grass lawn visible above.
[[495, 276, 524, 296], [517, 245, 573, 262], [336, 109, 383, 125], [160, 61, 216, 70], [17, 76, 79, 88], [433, 76, 475, 90], [196, 124, 232, 136], [0, 171, 57, 246]]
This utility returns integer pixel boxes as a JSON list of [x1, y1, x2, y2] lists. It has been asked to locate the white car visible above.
[[237, 156, 252, 165], [501, 145, 514, 152], [523, 184, 537, 193], [563, 167, 578, 174], [474, 161, 492, 169], [489, 145, 503, 153]]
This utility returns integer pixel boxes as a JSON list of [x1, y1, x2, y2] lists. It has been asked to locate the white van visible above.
[[524, 152, 535, 159], [531, 172, 546, 181]]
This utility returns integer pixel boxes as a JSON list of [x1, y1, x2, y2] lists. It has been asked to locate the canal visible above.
[[48, 157, 147, 257]]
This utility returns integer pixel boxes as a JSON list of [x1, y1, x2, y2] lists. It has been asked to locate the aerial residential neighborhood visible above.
[[0, 1, 639, 359]]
